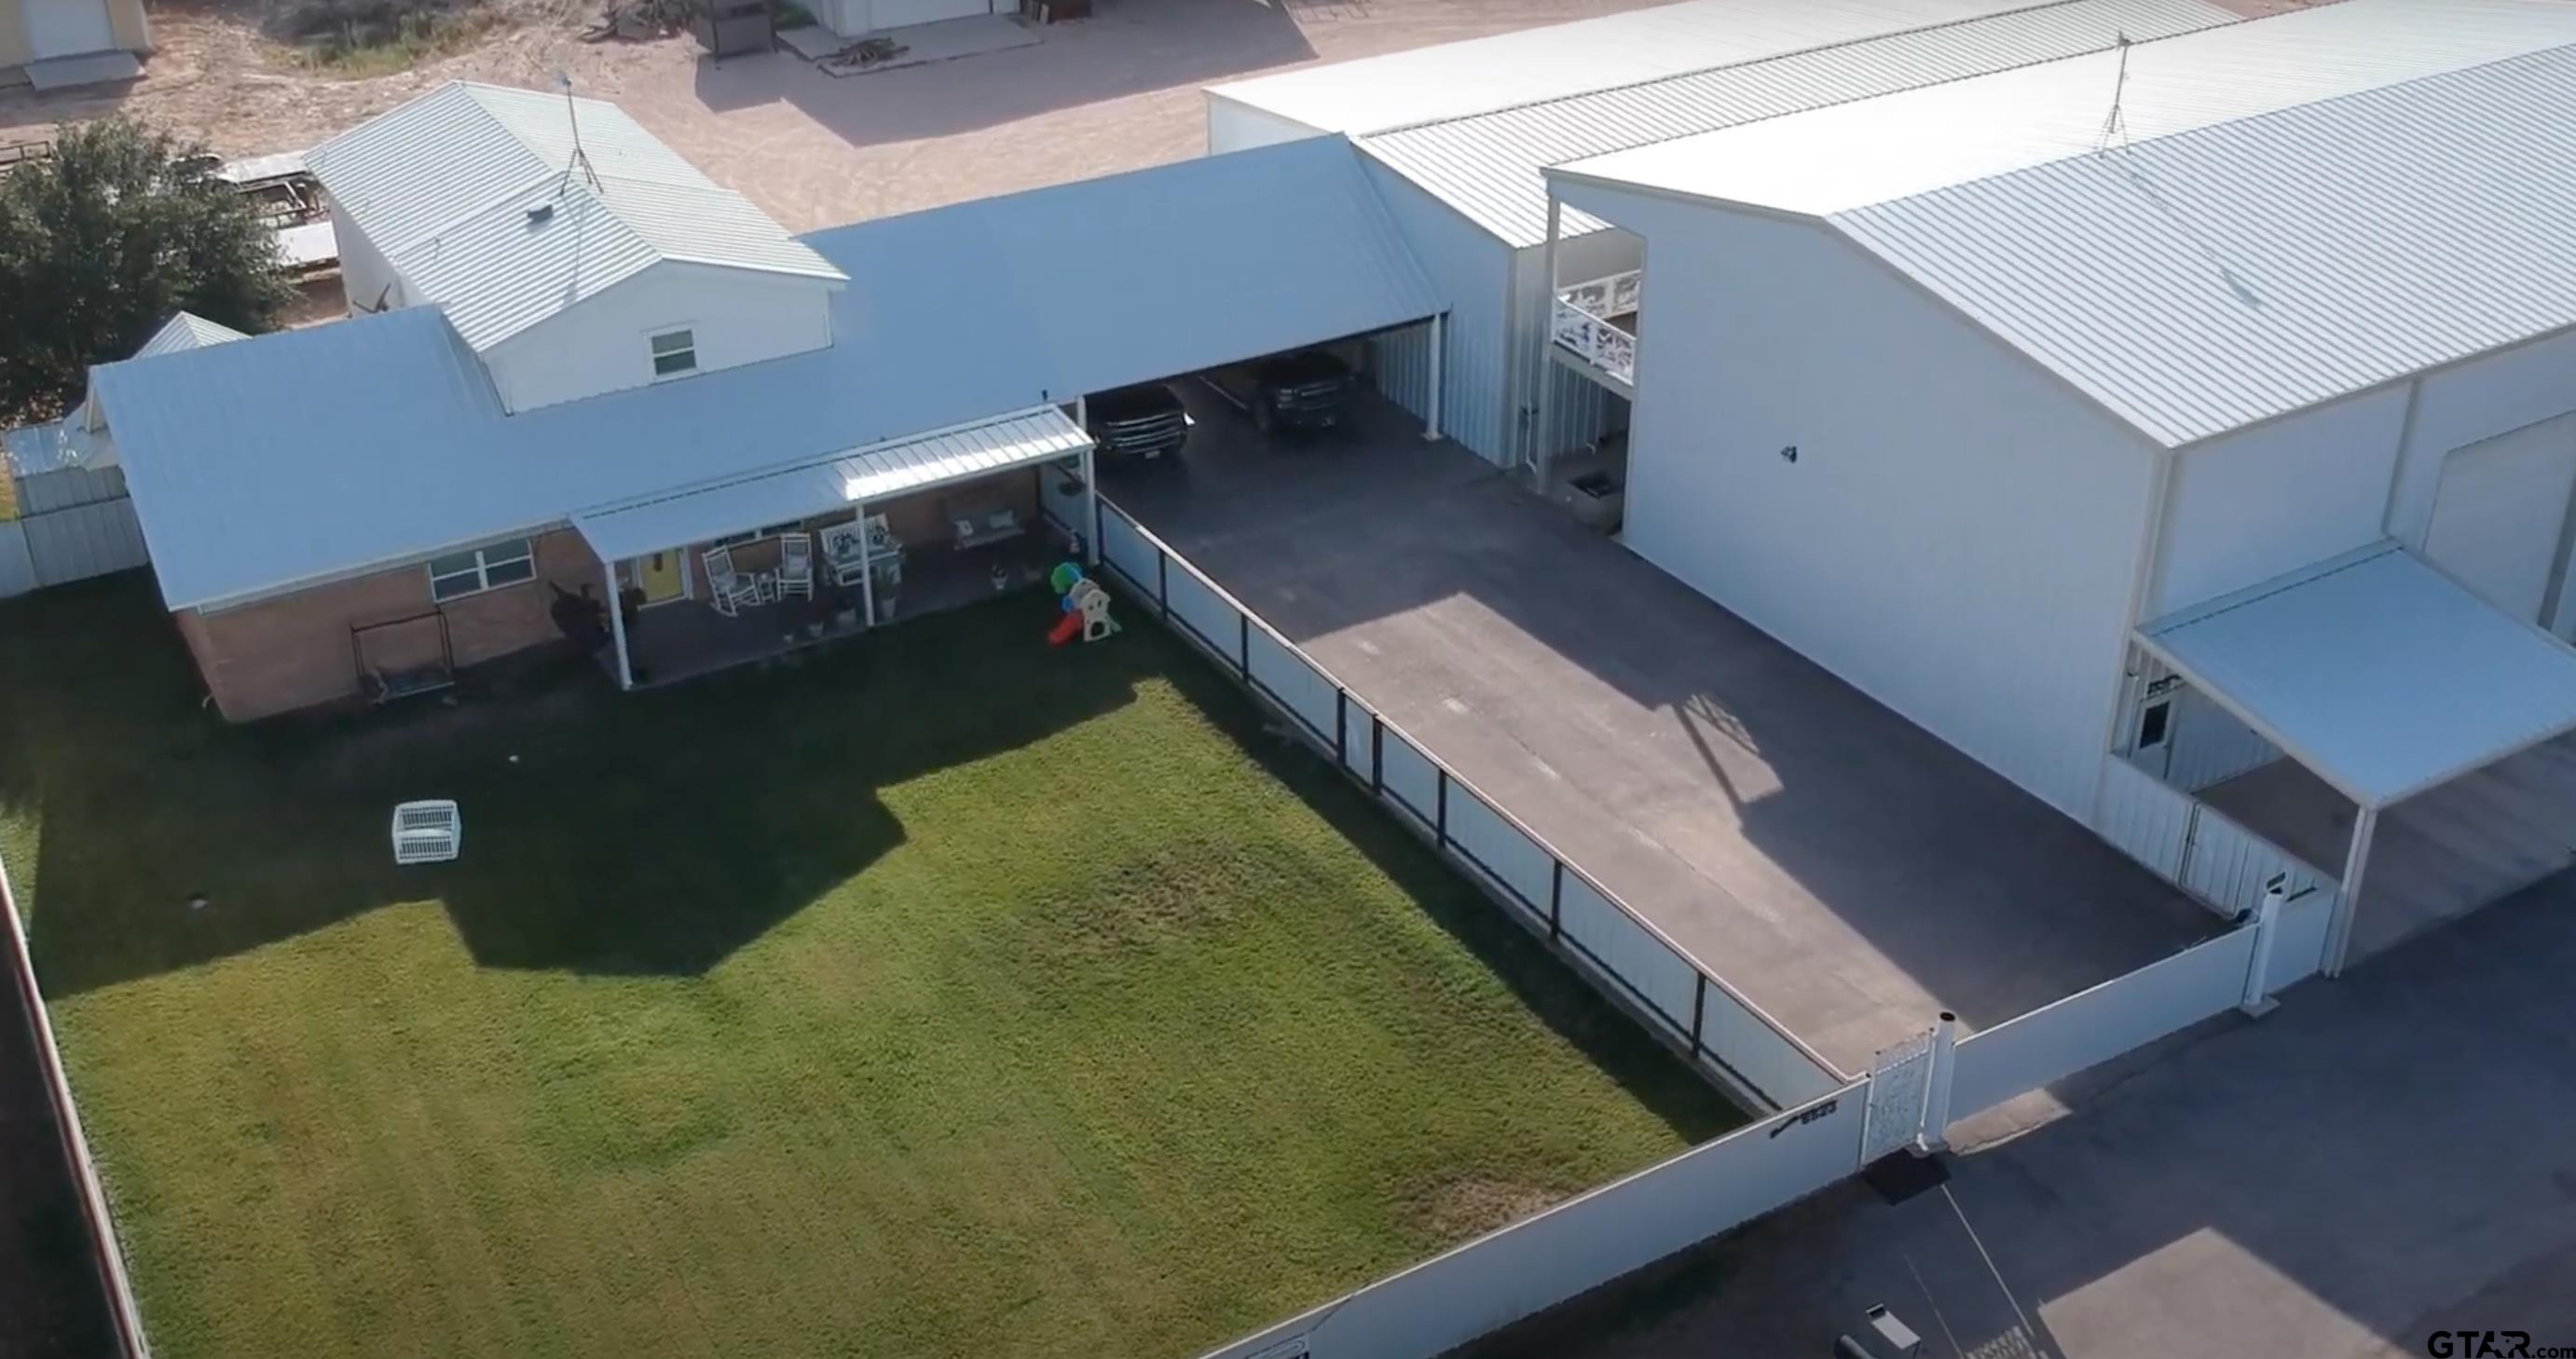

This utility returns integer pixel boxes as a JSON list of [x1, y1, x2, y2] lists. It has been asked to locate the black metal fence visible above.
[[1066, 494, 1842, 1111]]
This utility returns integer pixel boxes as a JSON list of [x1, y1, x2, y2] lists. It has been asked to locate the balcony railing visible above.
[[1559, 268, 1641, 321], [1552, 296, 1637, 385]]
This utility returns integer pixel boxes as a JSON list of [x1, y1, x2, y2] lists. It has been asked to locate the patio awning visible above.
[[570, 405, 1090, 564], [2139, 542, 2576, 809]]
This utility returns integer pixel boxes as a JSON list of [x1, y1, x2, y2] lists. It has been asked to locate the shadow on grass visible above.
[[0, 574, 1141, 994], [1134, 624, 1747, 1144]]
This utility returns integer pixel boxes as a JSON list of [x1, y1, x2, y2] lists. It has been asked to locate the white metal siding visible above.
[[0, 528, 35, 597], [2423, 414, 2576, 624], [2147, 385, 2410, 618], [482, 266, 835, 414], [1558, 181, 2158, 817], [1360, 159, 1515, 464], [2165, 682, 2281, 793], [24, 0, 114, 57], [20, 498, 144, 586], [325, 190, 405, 316], [1203, 94, 1326, 155], [2393, 325, 2576, 548]]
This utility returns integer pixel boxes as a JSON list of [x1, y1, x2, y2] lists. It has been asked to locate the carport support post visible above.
[[602, 559, 634, 691], [2240, 879, 2285, 1017], [856, 499, 876, 628], [2324, 804, 2379, 979], [1918, 1011, 1957, 1153], [1531, 193, 1563, 488], [1080, 444, 1100, 567], [1422, 312, 1446, 442]]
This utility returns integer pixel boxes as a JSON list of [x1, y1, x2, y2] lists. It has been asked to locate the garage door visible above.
[[24, 0, 116, 57], [2423, 413, 2576, 626]]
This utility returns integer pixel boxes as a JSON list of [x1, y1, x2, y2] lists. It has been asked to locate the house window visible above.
[[650, 328, 698, 378], [427, 539, 537, 602], [2136, 697, 2172, 750]]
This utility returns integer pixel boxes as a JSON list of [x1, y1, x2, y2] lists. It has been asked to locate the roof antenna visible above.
[[2095, 33, 2133, 156], [555, 70, 601, 196]]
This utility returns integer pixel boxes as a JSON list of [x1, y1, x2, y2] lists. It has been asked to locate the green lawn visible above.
[[0, 575, 1737, 1359]]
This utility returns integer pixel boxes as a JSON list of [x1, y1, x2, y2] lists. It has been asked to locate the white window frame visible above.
[[649, 326, 699, 381], [428, 538, 538, 603]]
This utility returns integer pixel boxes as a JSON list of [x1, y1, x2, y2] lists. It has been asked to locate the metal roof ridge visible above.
[[1830, 27, 2576, 218], [1359, 0, 2093, 141], [570, 404, 1073, 519]]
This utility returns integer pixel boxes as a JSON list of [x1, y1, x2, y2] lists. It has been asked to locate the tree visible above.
[[0, 116, 295, 425]]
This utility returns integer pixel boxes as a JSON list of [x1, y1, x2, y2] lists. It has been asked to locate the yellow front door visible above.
[[634, 550, 687, 605]]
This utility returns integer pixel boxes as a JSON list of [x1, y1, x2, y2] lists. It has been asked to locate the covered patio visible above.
[[572, 406, 1095, 688], [2141, 542, 2576, 971]]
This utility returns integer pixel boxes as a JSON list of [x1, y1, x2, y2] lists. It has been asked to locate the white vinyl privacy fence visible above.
[[0, 462, 147, 599], [1078, 496, 1843, 1114], [2093, 755, 2337, 921]]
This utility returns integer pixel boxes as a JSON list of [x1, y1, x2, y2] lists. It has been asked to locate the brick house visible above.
[[75, 82, 1446, 721]]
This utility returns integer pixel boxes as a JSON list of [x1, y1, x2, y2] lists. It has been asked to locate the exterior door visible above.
[[2423, 413, 2576, 625], [633, 550, 688, 605], [26, 0, 116, 56]]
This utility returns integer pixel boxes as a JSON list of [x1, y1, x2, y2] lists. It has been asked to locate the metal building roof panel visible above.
[[2140, 544, 2576, 808], [132, 312, 250, 359], [1555, 0, 2576, 216], [1362, 0, 2229, 247], [1207, 0, 2035, 138], [93, 136, 1442, 610]]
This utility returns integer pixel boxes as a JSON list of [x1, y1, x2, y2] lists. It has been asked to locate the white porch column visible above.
[[1074, 394, 1087, 429], [1917, 1011, 1958, 1152], [1422, 312, 1445, 442], [602, 558, 634, 691], [1532, 193, 1564, 487], [856, 501, 876, 628], [1081, 445, 1101, 567], [2323, 804, 2379, 978]]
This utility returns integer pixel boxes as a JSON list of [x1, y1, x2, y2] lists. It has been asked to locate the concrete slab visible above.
[[1102, 384, 2217, 1073], [24, 52, 138, 92], [1454, 876, 2576, 1359]]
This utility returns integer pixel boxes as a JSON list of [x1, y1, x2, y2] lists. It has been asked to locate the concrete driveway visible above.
[[1103, 383, 2216, 1075], [1457, 876, 2576, 1359]]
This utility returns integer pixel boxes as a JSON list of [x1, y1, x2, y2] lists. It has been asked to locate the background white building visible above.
[[1204, 0, 2232, 469]]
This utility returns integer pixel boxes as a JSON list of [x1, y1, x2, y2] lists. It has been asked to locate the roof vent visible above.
[[526, 202, 555, 226]]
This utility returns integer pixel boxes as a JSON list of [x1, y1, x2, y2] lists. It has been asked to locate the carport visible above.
[[2142, 542, 2576, 971]]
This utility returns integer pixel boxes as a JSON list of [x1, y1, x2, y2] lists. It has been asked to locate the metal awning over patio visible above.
[[570, 405, 1092, 563], [2139, 542, 2576, 811], [2141, 542, 2576, 977]]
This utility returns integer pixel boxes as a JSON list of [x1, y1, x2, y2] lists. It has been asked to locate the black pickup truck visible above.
[[1202, 350, 1357, 434], [1086, 383, 1191, 461]]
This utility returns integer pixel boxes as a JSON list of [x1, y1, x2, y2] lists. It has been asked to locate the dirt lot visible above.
[[0, 0, 1686, 232]]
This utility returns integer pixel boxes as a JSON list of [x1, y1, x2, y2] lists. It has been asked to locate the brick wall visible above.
[[177, 529, 602, 721]]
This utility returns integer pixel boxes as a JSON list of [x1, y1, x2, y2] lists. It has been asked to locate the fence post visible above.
[[1434, 768, 1449, 844], [2176, 800, 2203, 892], [1239, 611, 1252, 678], [1157, 552, 1170, 619], [1335, 690, 1349, 766], [1689, 974, 1706, 1054], [1918, 1011, 1958, 1152], [1370, 715, 1384, 794], [1548, 860, 1563, 940], [2240, 878, 2284, 1017]]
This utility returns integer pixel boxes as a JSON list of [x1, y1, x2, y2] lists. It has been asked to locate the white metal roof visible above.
[[1207, 0, 2040, 139], [1361, 0, 2227, 248], [1552, 0, 2576, 447], [2140, 543, 2576, 809], [93, 136, 1440, 611], [573, 407, 1089, 562], [5, 314, 253, 476], [305, 82, 843, 350]]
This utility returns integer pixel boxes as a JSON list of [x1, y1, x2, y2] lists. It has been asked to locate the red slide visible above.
[[1048, 611, 1084, 647]]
